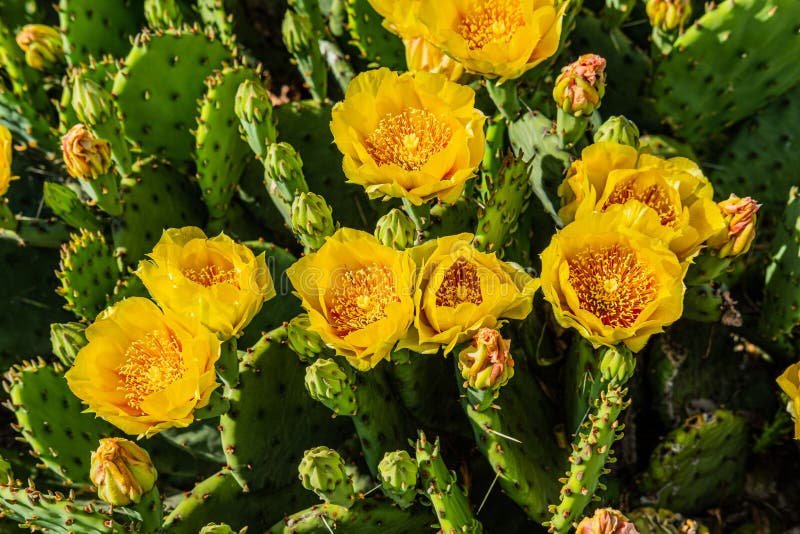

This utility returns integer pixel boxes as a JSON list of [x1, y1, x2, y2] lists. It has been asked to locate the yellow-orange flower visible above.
[[330, 68, 485, 205], [575, 508, 638, 534], [412, 0, 563, 81], [65, 298, 221, 437], [286, 228, 416, 370], [540, 208, 684, 352], [137, 227, 274, 339], [777, 362, 800, 439], [401, 233, 538, 354], [61, 124, 112, 180], [0, 125, 18, 196], [404, 37, 465, 81], [558, 141, 725, 262]]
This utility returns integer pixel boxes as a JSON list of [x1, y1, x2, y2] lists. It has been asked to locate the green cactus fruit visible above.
[[283, 9, 327, 102], [200, 523, 246, 534], [286, 314, 326, 362], [196, 65, 261, 220], [651, 0, 800, 145], [473, 154, 531, 258], [42, 182, 101, 231], [4, 359, 116, 485], [144, 0, 186, 29], [344, 0, 405, 69], [111, 26, 232, 169], [638, 410, 747, 513], [266, 499, 432, 533], [49, 322, 87, 367], [219, 327, 347, 492], [546, 385, 629, 534], [263, 141, 309, 228], [298, 446, 354, 507], [57, 0, 145, 66], [415, 431, 483, 533], [304, 358, 357, 416], [291, 191, 335, 251], [593, 115, 640, 148], [374, 208, 416, 250], [56, 230, 121, 321], [377, 450, 418, 509], [628, 507, 709, 534], [0, 480, 125, 533], [57, 55, 119, 135], [599, 345, 636, 385], [759, 187, 800, 356], [235, 79, 278, 159]]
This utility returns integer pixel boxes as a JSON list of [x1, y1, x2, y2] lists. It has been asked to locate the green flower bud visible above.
[[235, 80, 278, 155], [646, 0, 692, 32], [298, 446, 354, 507], [144, 0, 184, 29], [50, 321, 88, 366], [377, 451, 418, 508], [15, 25, 63, 70], [304, 358, 357, 415], [199, 523, 245, 534], [287, 314, 325, 361], [599, 346, 635, 385], [374, 208, 416, 251], [265, 142, 305, 186], [71, 74, 113, 127], [282, 10, 314, 56], [61, 124, 112, 180], [90, 438, 157, 506], [291, 192, 335, 251], [593, 116, 640, 149], [553, 54, 607, 117], [706, 195, 760, 259]]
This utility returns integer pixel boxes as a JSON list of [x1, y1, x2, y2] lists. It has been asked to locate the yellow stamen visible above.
[[603, 180, 679, 226], [182, 264, 239, 288], [457, 1, 525, 50], [568, 244, 657, 328], [117, 330, 186, 411], [365, 108, 452, 171], [328, 264, 401, 336], [436, 257, 483, 307]]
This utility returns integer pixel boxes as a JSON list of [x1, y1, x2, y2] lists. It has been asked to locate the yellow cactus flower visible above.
[[540, 208, 684, 352], [411, 0, 564, 81], [330, 68, 486, 206], [137, 227, 274, 339], [286, 228, 416, 370], [65, 298, 221, 437], [401, 233, 539, 354], [368, 0, 426, 38], [90, 438, 157, 506], [0, 125, 19, 196], [558, 141, 725, 262], [403, 37, 465, 81], [61, 124, 112, 180], [777, 362, 800, 439]]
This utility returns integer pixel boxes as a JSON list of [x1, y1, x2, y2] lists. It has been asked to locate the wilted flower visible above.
[[0, 125, 18, 196], [553, 54, 607, 117], [331, 68, 485, 205], [15, 24, 63, 70], [458, 328, 514, 390], [137, 227, 274, 339], [61, 124, 112, 180], [65, 297, 221, 436], [286, 228, 416, 370], [706, 195, 760, 258], [777, 362, 800, 439], [576, 508, 639, 534], [90, 438, 157, 506]]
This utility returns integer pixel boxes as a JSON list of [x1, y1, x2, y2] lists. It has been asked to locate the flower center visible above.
[[328, 264, 401, 336], [567, 243, 657, 328], [436, 257, 483, 307], [365, 108, 453, 171], [457, 1, 525, 50], [117, 330, 186, 411], [182, 264, 239, 288], [603, 180, 679, 226]]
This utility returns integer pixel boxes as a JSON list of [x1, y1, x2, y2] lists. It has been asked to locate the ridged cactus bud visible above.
[[646, 0, 692, 32], [374, 208, 416, 251], [593, 116, 640, 149], [199, 523, 244, 534], [71, 74, 113, 127], [291, 192, 335, 251], [287, 314, 326, 361], [304, 358, 357, 415], [144, 0, 184, 29], [377, 450, 418, 508], [235, 80, 278, 156], [576, 508, 638, 534], [298, 446, 354, 507], [599, 345, 636, 385], [49, 322, 87, 366], [90, 438, 157, 506], [706, 195, 761, 259], [15, 25, 63, 70], [553, 54, 607, 117], [61, 124, 112, 180], [458, 328, 514, 410], [265, 142, 304, 185]]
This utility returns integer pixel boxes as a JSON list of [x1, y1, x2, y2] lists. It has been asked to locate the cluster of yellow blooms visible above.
[[66, 227, 275, 437]]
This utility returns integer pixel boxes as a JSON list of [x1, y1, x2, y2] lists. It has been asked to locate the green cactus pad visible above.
[[344, 0, 405, 69], [195, 65, 260, 219], [42, 182, 102, 232], [56, 230, 120, 321], [58, 0, 146, 66], [652, 0, 800, 145], [111, 26, 232, 168], [638, 409, 747, 513], [4, 359, 116, 486]]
